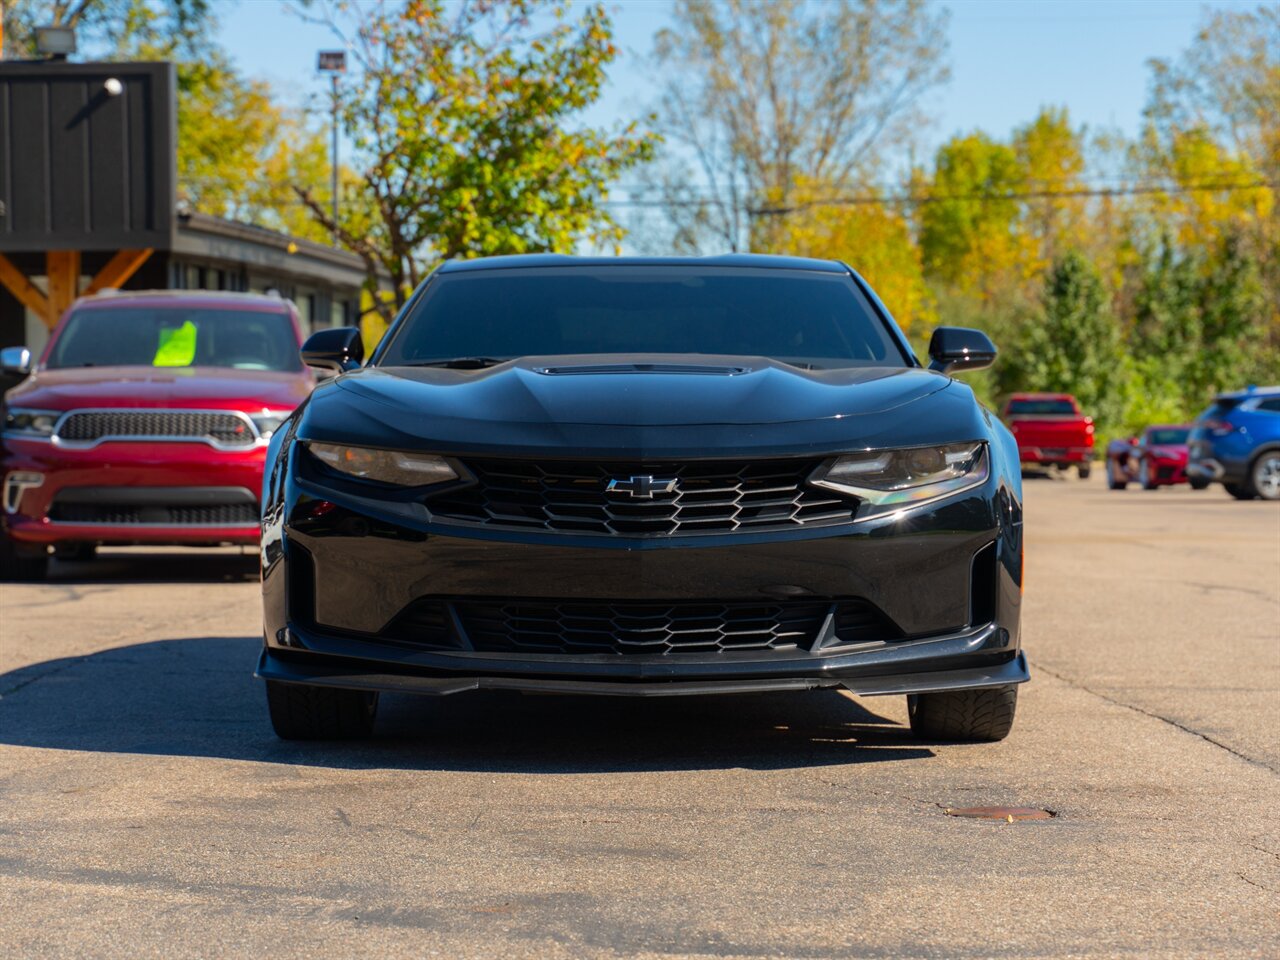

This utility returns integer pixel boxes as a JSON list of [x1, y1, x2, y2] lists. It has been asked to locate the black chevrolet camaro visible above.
[[258, 255, 1027, 741]]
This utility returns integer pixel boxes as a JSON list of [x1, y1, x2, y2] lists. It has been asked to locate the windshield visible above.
[[378, 267, 906, 369], [1146, 428, 1188, 445], [47, 306, 302, 372], [1197, 399, 1241, 421], [1007, 398, 1077, 416]]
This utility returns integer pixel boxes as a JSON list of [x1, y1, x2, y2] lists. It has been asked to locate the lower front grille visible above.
[[49, 501, 259, 526], [382, 597, 898, 655]]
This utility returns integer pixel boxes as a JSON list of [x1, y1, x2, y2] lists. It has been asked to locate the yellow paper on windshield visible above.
[[153, 320, 197, 367]]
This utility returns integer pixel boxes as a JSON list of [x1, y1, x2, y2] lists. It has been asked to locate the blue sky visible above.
[[219, 0, 1258, 158]]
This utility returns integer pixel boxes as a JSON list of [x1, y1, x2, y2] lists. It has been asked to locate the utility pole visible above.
[[317, 50, 347, 234]]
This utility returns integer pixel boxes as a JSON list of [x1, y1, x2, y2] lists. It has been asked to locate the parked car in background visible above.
[[1, 291, 314, 580], [1105, 425, 1192, 490], [1002, 393, 1094, 478], [1186, 386, 1280, 501]]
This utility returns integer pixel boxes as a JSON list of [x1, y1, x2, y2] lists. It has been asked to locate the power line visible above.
[[177, 176, 1275, 215], [608, 179, 1277, 214]]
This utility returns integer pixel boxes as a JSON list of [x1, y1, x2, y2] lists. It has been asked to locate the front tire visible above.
[[1250, 451, 1280, 501], [0, 529, 48, 582], [1139, 458, 1157, 490], [1224, 482, 1257, 501], [54, 543, 96, 562], [1077, 463, 1091, 480], [1188, 477, 1210, 491], [265, 680, 379, 739], [908, 685, 1018, 742]]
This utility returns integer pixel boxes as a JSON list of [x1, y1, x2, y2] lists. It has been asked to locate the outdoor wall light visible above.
[[35, 25, 77, 57]]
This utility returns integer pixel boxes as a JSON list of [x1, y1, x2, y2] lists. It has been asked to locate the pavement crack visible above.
[[1035, 662, 1279, 776], [1182, 580, 1278, 604], [1237, 872, 1276, 893], [1245, 841, 1280, 864], [0, 657, 87, 698]]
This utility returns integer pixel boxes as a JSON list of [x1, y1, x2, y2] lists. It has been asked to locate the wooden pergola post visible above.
[[0, 248, 153, 330]]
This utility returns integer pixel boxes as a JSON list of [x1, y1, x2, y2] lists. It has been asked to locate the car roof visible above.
[[1145, 424, 1193, 431], [72, 289, 293, 312], [434, 253, 849, 274], [1008, 392, 1076, 400], [1216, 385, 1280, 401]]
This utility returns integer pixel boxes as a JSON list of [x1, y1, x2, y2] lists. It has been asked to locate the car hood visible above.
[[333, 356, 948, 427], [8, 365, 312, 412]]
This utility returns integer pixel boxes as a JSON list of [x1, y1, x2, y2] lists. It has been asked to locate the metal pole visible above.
[[330, 74, 340, 229]]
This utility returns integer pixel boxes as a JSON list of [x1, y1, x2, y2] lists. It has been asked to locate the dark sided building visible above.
[[0, 58, 367, 358]]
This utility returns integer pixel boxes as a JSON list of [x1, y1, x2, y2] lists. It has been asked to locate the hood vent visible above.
[[533, 362, 752, 377]]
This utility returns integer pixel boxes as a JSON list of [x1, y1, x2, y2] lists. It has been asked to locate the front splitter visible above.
[[256, 648, 1029, 699]]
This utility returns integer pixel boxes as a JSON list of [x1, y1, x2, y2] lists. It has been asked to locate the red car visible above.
[[1002, 392, 1095, 478], [1, 291, 313, 580], [1105, 424, 1193, 490]]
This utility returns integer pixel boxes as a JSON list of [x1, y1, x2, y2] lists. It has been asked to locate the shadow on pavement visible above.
[[44, 549, 259, 585], [0, 636, 934, 773]]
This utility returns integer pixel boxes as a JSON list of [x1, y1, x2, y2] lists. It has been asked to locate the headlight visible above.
[[3, 408, 61, 437], [811, 442, 988, 513], [306, 442, 459, 487], [250, 411, 293, 439]]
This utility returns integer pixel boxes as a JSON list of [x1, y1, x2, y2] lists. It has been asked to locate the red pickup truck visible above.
[[1002, 392, 1095, 479]]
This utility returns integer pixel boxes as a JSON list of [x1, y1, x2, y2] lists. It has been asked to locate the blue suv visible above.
[[1186, 386, 1280, 500]]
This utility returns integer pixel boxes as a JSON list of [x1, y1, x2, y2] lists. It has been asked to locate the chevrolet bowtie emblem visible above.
[[606, 475, 678, 499]]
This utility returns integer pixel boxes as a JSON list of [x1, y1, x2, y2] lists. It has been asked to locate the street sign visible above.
[[317, 50, 347, 73]]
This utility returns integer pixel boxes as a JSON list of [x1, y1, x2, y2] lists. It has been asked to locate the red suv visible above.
[[1, 291, 313, 580]]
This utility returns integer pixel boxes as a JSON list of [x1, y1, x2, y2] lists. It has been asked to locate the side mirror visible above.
[[301, 326, 364, 376], [0, 346, 32, 376], [927, 327, 997, 375]]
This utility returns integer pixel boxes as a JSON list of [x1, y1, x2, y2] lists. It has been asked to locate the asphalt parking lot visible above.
[[1, 474, 1277, 958]]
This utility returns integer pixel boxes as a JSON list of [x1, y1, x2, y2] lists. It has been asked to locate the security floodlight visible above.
[[317, 50, 347, 73], [35, 26, 77, 57]]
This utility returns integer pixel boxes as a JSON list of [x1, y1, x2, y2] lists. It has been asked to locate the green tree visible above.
[[918, 132, 1027, 300], [1130, 236, 1201, 364], [1012, 107, 1088, 273], [1, 0, 209, 60], [1139, 5, 1278, 326], [1194, 232, 1275, 396], [1000, 251, 1125, 428], [171, 52, 331, 241], [294, 0, 655, 317]]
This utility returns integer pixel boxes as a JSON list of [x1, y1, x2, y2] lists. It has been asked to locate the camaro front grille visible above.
[[424, 457, 856, 536], [383, 597, 898, 655], [56, 411, 255, 446]]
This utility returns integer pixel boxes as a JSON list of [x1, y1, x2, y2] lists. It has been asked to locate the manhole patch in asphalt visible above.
[[944, 806, 1056, 822]]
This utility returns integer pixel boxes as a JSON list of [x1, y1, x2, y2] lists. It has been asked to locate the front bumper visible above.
[[261, 455, 1026, 698], [3, 436, 264, 546], [258, 626, 1029, 698], [1018, 446, 1092, 465]]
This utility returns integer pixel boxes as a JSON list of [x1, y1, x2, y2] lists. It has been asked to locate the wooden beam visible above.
[[83, 248, 153, 296], [45, 250, 81, 328], [0, 253, 52, 326]]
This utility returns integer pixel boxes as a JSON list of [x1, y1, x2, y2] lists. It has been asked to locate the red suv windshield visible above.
[[47, 306, 302, 372], [1008, 399, 1077, 416]]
